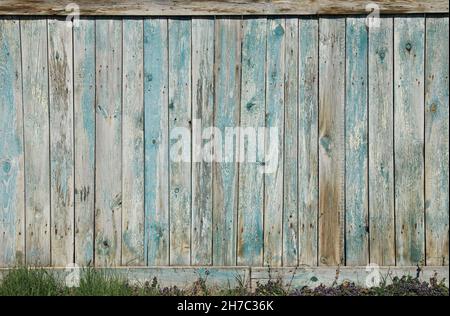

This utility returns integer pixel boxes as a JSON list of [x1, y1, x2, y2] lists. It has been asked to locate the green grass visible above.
[[68, 269, 133, 296], [0, 267, 64, 296], [0, 267, 448, 296]]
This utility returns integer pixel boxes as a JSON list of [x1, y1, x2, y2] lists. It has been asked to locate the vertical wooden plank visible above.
[[21, 19, 50, 266], [298, 18, 318, 266], [394, 16, 425, 266], [95, 19, 122, 267], [237, 17, 266, 266], [318, 17, 345, 266], [144, 18, 169, 266], [168, 18, 191, 266], [425, 16, 449, 266], [48, 18, 74, 267], [368, 17, 395, 266], [264, 18, 285, 267], [345, 17, 368, 266], [122, 18, 144, 266], [213, 18, 241, 266], [282, 18, 298, 267], [0, 18, 25, 266], [191, 18, 214, 266], [74, 18, 95, 266]]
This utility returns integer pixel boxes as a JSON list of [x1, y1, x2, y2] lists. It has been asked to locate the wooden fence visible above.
[[0, 14, 448, 268]]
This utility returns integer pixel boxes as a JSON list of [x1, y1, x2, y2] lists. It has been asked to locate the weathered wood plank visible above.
[[237, 17, 266, 267], [48, 18, 74, 266], [191, 18, 214, 266], [0, 18, 25, 266], [345, 17, 368, 266], [21, 18, 51, 266], [0, 266, 251, 289], [318, 17, 345, 266], [144, 18, 169, 266], [251, 266, 450, 288], [98, 266, 250, 288], [168, 18, 191, 266], [264, 18, 285, 267], [425, 16, 449, 266], [282, 18, 298, 267], [394, 16, 425, 266], [368, 17, 395, 266], [0, 1, 447, 16], [122, 18, 144, 266], [95, 19, 122, 267], [298, 18, 318, 266], [1, 266, 447, 289], [213, 18, 241, 266], [74, 18, 95, 266]]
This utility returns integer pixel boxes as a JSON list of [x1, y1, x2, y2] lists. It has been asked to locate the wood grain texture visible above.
[[74, 18, 95, 266], [425, 16, 449, 266], [168, 18, 191, 266], [251, 266, 450, 288], [345, 17, 368, 266], [298, 18, 318, 266], [368, 17, 395, 266], [213, 18, 241, 266], [0, 266, 251, 289], [0, 1, 447, 15], [318, 17, 345, 266], [122, 18, 144, 266], [21, 18, 51, 266], [0, 18, 25, 266], [144, 18, 169, 266], [237, 17, 266, 267], [264, 17, 285, 267], [1, 15, 449, 269], [282, 18, 298, 267], [394, 16, 425, 266], [191, 18, 214, 266], [48, 18, 74, 266], [95, 19, 122, 267]]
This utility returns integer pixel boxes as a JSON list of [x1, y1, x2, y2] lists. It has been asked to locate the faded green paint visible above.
[[264, 18, 285, 267], [394, 16, 425, 266], [0, 19, 24, 267], [122, 18, 145, 266], [0, 16, 448, 269], [425, 17, 449, 266], [74, 18, 95, 266], [345, 17, 368, 266], [95, 19, 123, 267], [144, 18, 169, 266], [191, 18, 214, 266], [213, 18, 241, 266], [368, 17, 395, 266], [237, 18, 266, 266], [282, 17, 299, 267], [168, 18, 191, 265], [298, 18, 318, 266]]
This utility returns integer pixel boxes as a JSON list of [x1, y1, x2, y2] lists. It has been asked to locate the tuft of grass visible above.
[[0, 267, 64, 296], [70, 268, 132, 296], [218, 274, 249, 296]]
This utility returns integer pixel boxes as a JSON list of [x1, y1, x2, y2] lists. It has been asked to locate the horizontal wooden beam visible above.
[[1, 266, 448, 289], [0, 0, 448, 16], [250, 266, 449, 288]]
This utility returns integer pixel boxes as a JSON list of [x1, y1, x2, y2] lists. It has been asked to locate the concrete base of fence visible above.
[[0, 266, 448, 289]]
